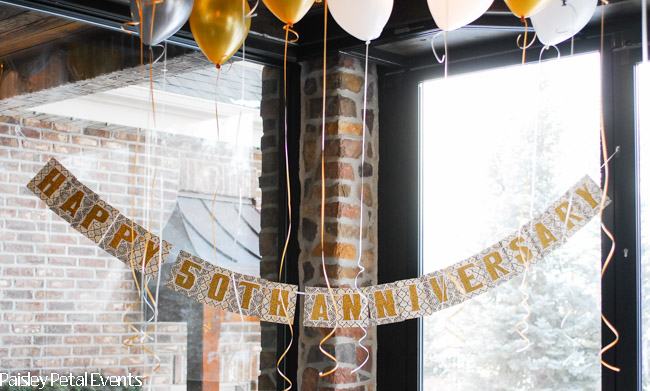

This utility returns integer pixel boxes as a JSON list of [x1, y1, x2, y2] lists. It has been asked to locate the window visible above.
[[419, 52, 603, 390], [0, 10, 275, 388]]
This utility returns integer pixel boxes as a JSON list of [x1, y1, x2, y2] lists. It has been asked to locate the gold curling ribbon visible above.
[[517, 18, 537, 65], [122, 0, 165, 126], [598, 0, 619, 372], [275, 19, 298, 391], [317, 1, 340, 379]]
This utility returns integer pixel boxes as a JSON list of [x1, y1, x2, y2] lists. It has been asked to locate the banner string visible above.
[[598, 0, 620, 373], [318, 0, 341, 379], [351, 40, 371, 375]]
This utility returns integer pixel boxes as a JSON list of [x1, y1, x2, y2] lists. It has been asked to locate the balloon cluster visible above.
[[426, 0, 598, 47], [129, 0, 395, 66], [128, 0, 599, 71]]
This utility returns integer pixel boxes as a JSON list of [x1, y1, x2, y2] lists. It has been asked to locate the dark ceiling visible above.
[[0, 0, 646, 69]]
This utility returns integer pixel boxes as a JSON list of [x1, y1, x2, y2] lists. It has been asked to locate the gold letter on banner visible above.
[[224, 272, 266, 318], [409, 175, 610, 328], [261, 282, 298, 325], [166, 251, 210, 298], [304, 287, 371, 328], [367, 278, 434, 325], [99, 214, 172, 278], [28, 158, 120, 244]]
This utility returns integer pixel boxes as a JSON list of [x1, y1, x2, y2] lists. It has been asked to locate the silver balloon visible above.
[[130, 0, 193, 46]]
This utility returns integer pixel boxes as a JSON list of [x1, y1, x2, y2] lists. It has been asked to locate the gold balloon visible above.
[[190, 0, 251, 66], [261, 0, 315, 25], [503, 0, 552, 18]]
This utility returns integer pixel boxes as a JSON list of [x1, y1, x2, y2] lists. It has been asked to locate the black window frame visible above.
[[377, 21, 646, 391]]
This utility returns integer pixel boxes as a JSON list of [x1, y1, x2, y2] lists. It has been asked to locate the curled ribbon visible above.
[[598, 0, 619, 373], [318, 1, 340, 379], [121, 129, 161, 381], [517, 18, 537, 64], [275, 17, 300, 391], [351, 39, 372, 375], [283, 24, 300, 43]]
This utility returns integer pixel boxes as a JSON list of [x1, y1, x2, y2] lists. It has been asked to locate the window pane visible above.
[[420, 53, 602, 390], [639, 61, 650, 391]]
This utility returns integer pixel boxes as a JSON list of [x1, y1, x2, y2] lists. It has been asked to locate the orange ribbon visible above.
[[598, 0, 619, 373], [276, 18, 299, 391]]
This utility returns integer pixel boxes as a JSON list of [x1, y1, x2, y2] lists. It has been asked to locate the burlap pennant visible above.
[[99, 214, 172, 278], [166, 251, 212, 298], [27, 158, 76, 207], [303, 287, 340, 328], [260, 281, 298, 325], [226, 272, 267, 319], [51, 182, 119, 244]]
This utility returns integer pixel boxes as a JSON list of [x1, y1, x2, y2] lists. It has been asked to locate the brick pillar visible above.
[[298, 54, 379, 391], [258, 66, 282, 391]]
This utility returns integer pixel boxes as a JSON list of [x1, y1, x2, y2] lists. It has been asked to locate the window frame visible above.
[[377, 25, 645, 391]]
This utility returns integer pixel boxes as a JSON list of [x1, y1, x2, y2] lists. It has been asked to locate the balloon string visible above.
[[276, 23, 295, 391], [517, 59, 543, 353], [121, 129, 161, 380], [225, 7, 249, 373], [139, 167, 162, 380], [245, 0, 259, 18], [522, 18, 528, 64], [514, 260, 532, 352], [318, 0, 340, 378], [123, 128, 143, 350], [149, 48, 157, 128], [351, 40, 371, 375], [539, 45, 561, 61], [431, 31, 448, 78], [206, 60, 221, 335], [598, 0, 620, 372], [138, 0, 144, 78], [120, 21, 139, 35], [517, 19, 537, 64], [215, 66, 221, 141], [283, 23, 299, 43]]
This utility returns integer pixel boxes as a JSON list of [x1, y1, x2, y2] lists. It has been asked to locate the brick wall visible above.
[[0, 112, 263, 389], [297, 54, 379, 391]]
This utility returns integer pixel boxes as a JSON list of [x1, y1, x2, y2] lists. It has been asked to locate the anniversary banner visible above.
[[27, 159, 608, 328]]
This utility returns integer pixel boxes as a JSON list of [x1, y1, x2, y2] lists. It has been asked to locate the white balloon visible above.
[[531, 0, 597, 47], [427, 0, 494, 32], [328, 0, 393, 42]]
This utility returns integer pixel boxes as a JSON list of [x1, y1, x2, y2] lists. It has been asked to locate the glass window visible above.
[[420, 53, 602, 390], [0, 7, 273, 389]]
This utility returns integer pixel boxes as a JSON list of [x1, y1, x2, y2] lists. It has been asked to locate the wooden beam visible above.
[[0, 11, 91, 57]]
